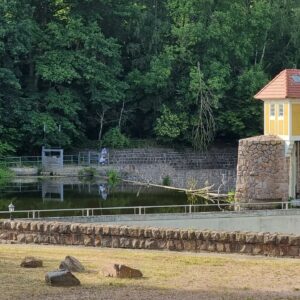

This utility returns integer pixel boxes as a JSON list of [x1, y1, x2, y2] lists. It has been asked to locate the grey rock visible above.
[[20, 256, 43, 268], [59, 256, 85, 272], [45, 270, 80, 286]]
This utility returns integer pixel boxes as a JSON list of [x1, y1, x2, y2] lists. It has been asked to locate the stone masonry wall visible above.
[[109, 147, 237, 170], [108, 147, 237, 191], [110, 164, 236, 192], [235, 135, 289, 203], [1, 220, 300, 257]]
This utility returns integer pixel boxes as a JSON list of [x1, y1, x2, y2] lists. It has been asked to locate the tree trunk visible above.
[[98, 110, 105, 141], [118, 100, 125, 129]]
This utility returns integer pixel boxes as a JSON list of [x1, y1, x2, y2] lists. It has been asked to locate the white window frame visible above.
[[270, 103, 276, 119], [278, 103, 284, 120]]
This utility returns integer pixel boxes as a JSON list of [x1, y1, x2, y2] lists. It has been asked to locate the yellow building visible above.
[[254, 69, 300, 198], [255, 69, 300, 142]]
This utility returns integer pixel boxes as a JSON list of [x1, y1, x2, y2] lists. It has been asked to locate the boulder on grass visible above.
[[102, 264, 143, 278], [45, 270, 80, 287], [59, 256, 85, 272], [20, 256, 43, 268]]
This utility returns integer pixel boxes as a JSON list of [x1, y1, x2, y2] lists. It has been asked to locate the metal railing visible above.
[[0, 201, 293, 220], [0, 156, 42, 167], [0, 153, 109, 167]]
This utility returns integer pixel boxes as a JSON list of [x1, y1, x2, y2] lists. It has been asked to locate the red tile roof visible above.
[[254, 69, 300, 100]]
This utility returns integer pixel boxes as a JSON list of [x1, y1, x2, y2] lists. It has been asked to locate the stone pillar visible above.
[[235, 135, 289, 204]]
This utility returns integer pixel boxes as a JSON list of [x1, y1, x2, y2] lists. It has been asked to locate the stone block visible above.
[[44, 223, 51, 233], [288, 236, 300, 246], [111, 237, 120, 248], [166, 229, 175, 239], [287, 246, 299, 257], [138, 228, 145, 238], [252, 244, 263, 255], [173, 230, 181, 240], [264, 233, 277, 245], [119, 226, 129, 236], [0, 232, 8, 240], [235, 232, 246, 243], [188, 230, 196, 239], [224, 243, 232, 253], [26, 234, 34, 244], [94, 225, 103, 235], [180, 230, 188, 240], [245, 233, 257, 244], [240, 244, 253, 254], [145, 238, 158, 249], [144, 228, 152, 238], [70, 224, 80, 233], [216, 242, 225, 252], [151, 228, 161, 239], [101, 236, 112, 248], [16, 233, 26, 243], [183, 240, 196, 251], [207, 242, 216, 252], [95, 236, 101, 247], [210, 231, 220, 241], [128, 227, 139, 238], [276, 234, 289, 245], [102, 226, 111, 236], [83, 235, 94, 246], [110, 226, 120, 236], [3, 221, 11, 230], [72, 234, 84, 245], [202, 231, 211, 241], [131, 239, 140, 249], [195, 231, 204, 240], [119, 237, 132, 248], [167, 240, 176, 250]]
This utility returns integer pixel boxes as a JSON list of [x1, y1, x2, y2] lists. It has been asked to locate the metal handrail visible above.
[[0, 201, 292, 219]]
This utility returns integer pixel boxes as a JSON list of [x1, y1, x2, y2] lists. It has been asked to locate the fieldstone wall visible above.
[[235, 135, 289, 203], [109, 147, 237, 170], [1, 220, 300, 257], [109, 164, 236, 192]]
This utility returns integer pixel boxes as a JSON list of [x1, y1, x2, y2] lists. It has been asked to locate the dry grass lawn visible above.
[[0, 244, 300, 299]]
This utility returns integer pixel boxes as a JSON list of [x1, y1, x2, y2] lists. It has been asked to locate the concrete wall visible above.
[[1, 220, 300, 257], [235, 135, 289, 203]]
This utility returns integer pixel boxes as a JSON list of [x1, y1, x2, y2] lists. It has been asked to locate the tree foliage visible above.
[[0, 0, 300, 153]]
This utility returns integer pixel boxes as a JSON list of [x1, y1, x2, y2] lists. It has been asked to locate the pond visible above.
[[0, 177, 221, 217]]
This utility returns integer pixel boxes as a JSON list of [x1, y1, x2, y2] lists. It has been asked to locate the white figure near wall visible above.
[[99, 148, 108, 165]]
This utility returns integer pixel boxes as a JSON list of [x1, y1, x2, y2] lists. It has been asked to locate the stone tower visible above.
[[236, 69, 300, 203]]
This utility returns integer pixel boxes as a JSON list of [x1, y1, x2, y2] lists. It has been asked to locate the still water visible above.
[[0, 177, 189, 214]]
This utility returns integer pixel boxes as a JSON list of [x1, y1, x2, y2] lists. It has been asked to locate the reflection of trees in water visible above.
[[0, 177, 188, 212]]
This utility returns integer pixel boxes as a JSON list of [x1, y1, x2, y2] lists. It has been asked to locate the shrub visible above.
[[107, 169, 120, 188], [78, 167, 97, 177], [227, 190, 236, 203], [0, 142, 15, 156], [162, 175, 172, 186], [0, 166, 14, 186], [102, 127, 129, 149]]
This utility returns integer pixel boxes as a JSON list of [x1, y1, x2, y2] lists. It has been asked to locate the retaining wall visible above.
[[109, 147, 237, 170], [1, 220, 300, 257]]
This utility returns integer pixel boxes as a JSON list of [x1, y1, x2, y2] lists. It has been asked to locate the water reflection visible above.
[[0, 177, 188, 212], [42, 181, 64, 202], [98, 184, 108, 200]]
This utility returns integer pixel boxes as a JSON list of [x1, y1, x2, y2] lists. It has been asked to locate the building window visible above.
[[279, 104, 284, 119], [270, 104, 275, 119]]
